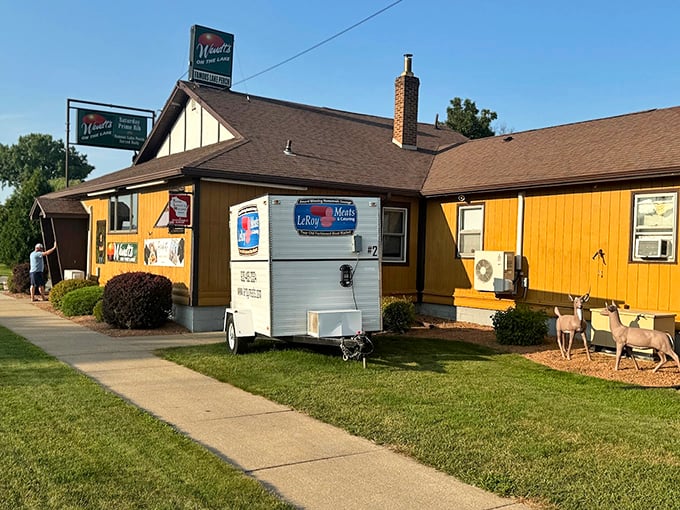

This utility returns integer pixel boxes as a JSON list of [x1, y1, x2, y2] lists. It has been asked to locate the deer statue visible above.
[[600, 302, 680, 373], [554, 291, 592, 361]]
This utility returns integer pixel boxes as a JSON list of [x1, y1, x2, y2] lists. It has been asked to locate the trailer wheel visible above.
[[225, 314, 242, 354]]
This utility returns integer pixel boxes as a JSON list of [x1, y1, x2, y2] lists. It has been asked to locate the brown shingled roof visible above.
[[423, 107, 680, 197], [51, 81, 467, 201], [30, 197, 88, 219]]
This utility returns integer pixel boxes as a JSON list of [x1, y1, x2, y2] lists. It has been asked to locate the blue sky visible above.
[[2, 0, 680, 202]]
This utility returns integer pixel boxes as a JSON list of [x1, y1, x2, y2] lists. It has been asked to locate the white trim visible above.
[[382, 206, 408, 263], [86, 188, 117, 197], [125, 180, 167, 190]]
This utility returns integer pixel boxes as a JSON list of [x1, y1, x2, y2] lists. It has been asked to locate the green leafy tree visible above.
[[0, 170, 53, 265], [0, 133, 93, 189], [444, 97, 498, 139]]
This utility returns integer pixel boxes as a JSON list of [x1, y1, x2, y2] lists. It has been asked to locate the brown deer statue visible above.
[[554, 291, 592, 361], [600, 302, 680, 373]]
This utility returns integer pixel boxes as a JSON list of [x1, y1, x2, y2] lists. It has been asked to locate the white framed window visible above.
[[109, 193, 138, 232], [631, 191, 676, 262], [457, 204, 484, 257], [382, 207, 407, 263]]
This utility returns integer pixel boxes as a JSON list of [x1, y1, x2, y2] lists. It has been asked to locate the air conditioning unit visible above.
[[63, 269, 85, 280], [473, 250, 515, 292], [308, 310, 362, 338], [635, 238, 669, 259]]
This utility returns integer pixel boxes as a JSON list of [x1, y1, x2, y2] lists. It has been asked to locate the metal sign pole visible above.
[[65, 99, 71, 188]]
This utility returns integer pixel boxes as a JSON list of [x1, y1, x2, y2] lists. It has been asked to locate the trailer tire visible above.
[[225, 314, 242, 354]]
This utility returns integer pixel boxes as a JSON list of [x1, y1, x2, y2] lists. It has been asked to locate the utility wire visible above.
[[232, 0, 403, 87]]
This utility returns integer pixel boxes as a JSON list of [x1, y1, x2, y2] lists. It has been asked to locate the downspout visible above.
[[86, 205, 93, 278], [516, 192, 526, 296], [416, 197, 428, 304], [190, 179, 200, 306]]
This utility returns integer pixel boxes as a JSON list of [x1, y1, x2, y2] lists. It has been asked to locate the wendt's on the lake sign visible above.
[[76, 109, 148, 150], [189, 25, 234, 88]]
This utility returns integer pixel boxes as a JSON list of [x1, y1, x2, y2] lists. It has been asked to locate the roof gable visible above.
[[53, 81, 467, 199]]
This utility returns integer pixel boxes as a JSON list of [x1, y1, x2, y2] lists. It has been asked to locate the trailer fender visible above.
[[224, 308, 255, 337]]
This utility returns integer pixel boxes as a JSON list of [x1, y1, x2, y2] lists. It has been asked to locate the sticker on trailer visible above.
[[237, 205, 260, 255], [294, 198, 357, 236]]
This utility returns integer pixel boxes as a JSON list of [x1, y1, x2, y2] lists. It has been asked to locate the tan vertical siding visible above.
[[196, 183, 419, 305]]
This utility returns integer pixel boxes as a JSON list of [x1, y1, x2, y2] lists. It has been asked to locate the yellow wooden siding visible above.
[[423, 198, 516, 307], [84, 187, 193, 301], [423, 181, 680, 328], [381, 197, 420, 298]]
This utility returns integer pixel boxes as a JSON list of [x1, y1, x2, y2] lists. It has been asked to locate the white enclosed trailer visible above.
[[224, 195, 382, 357]]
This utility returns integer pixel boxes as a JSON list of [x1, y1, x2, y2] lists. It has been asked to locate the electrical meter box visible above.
[[228, 195, 382, 339]]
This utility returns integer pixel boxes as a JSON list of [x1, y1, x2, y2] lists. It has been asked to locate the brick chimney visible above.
[[392, 53, 419, 150]]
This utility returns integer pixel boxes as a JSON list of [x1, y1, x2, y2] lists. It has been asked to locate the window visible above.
[[457, 204, 484, 257], [109, 193, 138, 232], [631, 191, 676, 262], [382, 207, 407, 263]]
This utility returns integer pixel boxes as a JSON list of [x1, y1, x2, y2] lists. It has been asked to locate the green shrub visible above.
[[49, 278, 98, 310], [11, 263, 30, 294], [492, 305, 549, 345], [61, 286, 105, 317], [382, 295, 416, 333], [6, 273, 16, 293], [93, 299, 104, 322], [102, 272, 172, 329]]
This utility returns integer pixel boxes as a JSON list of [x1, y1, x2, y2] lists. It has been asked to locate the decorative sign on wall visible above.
[[144, 239, 185, 267], [168, 192, 192, 228], [76, 109, 148, 150], [189, 25, 234, 88], [96, 220, 106, 264], [106, 242, 138, 263]]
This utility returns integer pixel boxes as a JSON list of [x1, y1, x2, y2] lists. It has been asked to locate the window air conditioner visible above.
[[473, 250, 515, 292], [635, 238, 669, 259]]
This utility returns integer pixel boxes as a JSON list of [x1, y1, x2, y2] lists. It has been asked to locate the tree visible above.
[[0, 133, 93, 189], [444, 98, 498, 139], [0, 170, 52, 265]]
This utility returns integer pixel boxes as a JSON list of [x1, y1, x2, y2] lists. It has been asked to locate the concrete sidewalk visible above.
[[0, 293, 529, 510]]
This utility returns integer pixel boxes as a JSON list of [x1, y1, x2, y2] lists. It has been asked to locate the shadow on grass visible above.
[[368, 335, 498, 373], [235, 334, 500, 374]]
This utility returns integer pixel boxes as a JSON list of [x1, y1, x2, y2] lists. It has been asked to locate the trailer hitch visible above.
[[340, 332, 374, 362]]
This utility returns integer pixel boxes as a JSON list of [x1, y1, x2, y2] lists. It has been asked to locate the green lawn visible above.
[[160, 336, 680, 510], [0, 263, 11, 277], [0, 326, 293, 510]]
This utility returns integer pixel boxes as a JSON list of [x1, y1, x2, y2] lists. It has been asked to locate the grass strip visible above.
[[160, 335, 680, 510], [0, 326, 292, 510]]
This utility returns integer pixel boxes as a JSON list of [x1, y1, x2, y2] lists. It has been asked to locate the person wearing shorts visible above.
[[29, 242, 57, 301]]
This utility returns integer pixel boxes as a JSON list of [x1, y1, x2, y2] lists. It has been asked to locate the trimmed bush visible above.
[[61, 286, 105, 317], [492, 305, 549, 346], [102, 272, 172, 329], [382, 295, 416, 333], [49, 278, 98, 310], [93, 299, 104, 322], [6, 274, 16, 293], [11, 263, 30, 294]]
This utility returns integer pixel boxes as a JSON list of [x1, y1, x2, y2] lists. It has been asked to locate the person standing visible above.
[[29, 242, 57, 302]]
